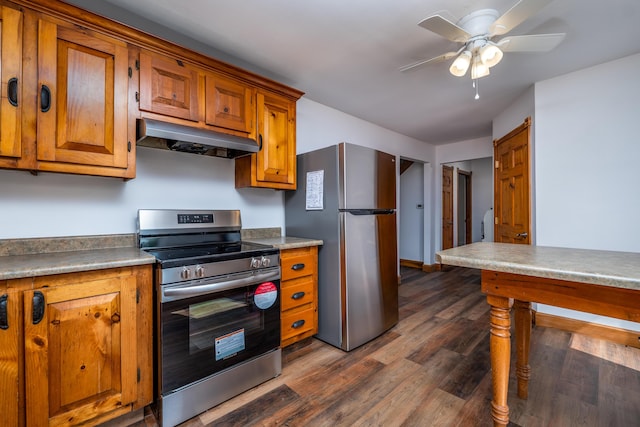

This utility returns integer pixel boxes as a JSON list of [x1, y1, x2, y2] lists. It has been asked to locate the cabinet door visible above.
[[0, 288, 22, 427], [0, 6, 22, 160], [139, 50, 199, 121], [204, 73, 254, 134], [23, 274, 137, 426], [36, 19, 129, 169]]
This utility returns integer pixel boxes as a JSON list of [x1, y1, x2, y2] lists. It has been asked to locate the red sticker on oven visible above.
[[254, 282, 278, 309]]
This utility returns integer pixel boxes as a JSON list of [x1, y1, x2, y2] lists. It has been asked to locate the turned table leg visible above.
[[487, 295, 513, 427], [514, 300, 532, 399]]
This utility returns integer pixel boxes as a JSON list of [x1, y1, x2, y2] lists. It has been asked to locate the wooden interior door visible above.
[[494, 118, 531, 244], [442, 165, 454, 249], [458, 169, 472, 245]]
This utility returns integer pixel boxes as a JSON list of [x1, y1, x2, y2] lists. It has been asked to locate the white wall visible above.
[[533, 53, 640, 331], [470, 157, 493, 242], [399, 162, 424, 262]]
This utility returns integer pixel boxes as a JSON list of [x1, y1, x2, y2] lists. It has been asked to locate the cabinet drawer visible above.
[[281, 277, 314, 311], [281, 250, 317, 281], [281, 306, 315, 341]]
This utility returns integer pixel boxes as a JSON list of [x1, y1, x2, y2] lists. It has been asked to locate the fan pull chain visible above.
[[473, 79, 480, 100]]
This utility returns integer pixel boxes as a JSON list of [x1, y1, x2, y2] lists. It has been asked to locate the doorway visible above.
[[457, 169, 472, 246], [442, 165, 454, 250]]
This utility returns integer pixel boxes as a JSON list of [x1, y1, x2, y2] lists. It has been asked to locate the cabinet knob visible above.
[[291, 263, 305, 271]]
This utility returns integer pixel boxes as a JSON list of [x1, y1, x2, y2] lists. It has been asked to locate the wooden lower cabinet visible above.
[[0, 265, 152, 427], [280, 246, 318, 347]]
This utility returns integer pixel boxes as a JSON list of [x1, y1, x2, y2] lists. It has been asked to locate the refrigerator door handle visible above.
[[340, 209, 395, 215]]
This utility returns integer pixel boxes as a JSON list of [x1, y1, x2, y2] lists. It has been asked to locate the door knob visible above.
[[515, 232, 528, 239]]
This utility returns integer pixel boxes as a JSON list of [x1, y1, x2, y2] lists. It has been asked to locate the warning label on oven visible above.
[[254, 282, 278, 309], [215, 329, 245, 361]]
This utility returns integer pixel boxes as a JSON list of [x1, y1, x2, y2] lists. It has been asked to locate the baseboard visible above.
[[399, 259, 423, 269], [422, 263, 441, 273], [535, 312, 640, 349]]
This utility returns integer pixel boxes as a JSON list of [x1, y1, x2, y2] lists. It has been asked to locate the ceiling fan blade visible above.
[[497, 33, 566, 52], [399, 51, 459, 72], [418, 15, 470, 42], [490, 0, 554, 36]]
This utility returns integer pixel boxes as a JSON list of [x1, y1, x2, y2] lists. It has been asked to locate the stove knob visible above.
[[195, 265, 205, 278], [180, 267, 191, 280], [261, 256, 270, 267], [251, 257, 262, 268]]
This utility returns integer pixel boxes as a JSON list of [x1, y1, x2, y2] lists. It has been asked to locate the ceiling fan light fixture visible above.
[[449, 50, 471, 77], [471, 56, 490, 79], [479, 43, 503, 67]]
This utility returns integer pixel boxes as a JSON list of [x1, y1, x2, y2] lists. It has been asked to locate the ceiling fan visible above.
[[401, 0, 565, 97]]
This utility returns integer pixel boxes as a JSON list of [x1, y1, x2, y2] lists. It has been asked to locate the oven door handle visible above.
[[162, 270, 280, 301]]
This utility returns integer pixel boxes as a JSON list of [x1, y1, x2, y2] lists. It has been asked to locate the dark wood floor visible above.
[[127, 266, 640, 427]]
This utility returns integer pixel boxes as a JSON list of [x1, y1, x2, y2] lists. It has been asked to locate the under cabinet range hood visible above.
[[136, 118, 259, 159]]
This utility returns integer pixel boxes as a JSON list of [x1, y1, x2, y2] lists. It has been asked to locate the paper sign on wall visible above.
[[305, 170, 324, 210]]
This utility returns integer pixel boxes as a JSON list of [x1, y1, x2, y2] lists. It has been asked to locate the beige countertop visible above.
[[0, 247, 156, 280], [436, 242, 640, 291], [244, 236, 323, 250]]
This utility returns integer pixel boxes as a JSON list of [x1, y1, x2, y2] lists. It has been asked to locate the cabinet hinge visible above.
[[137, 367, 141, 383], [128, 67, 132, 78], [495, 217, 499, 225], [135, 59, 140, 70], [128, 141, 132, 152], [135, 92, 140, 102], [495, 160, 499, 169], [136, 287, 140, 303]]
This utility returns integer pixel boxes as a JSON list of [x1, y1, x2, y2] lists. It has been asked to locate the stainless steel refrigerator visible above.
[[285, 142, 398, 351]]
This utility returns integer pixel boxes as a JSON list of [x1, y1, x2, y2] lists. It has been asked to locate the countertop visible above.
[[244, 236, 323, 250], [0, 247, 156, 280], [436, 242, 640, 291]]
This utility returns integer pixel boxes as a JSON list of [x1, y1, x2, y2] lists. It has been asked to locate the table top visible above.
[[436, 242, 640, 291]]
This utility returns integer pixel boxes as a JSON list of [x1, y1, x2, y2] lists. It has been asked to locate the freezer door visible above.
[[339, 143, 396, 210], [341, 211, 398, 350]]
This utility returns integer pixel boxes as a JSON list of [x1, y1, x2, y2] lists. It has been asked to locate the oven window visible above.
[[186, 296, 262, 355], [160, 280, 280, 393]]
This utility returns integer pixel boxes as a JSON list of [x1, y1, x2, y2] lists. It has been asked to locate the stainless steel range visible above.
[[137, 209, 281, 427]]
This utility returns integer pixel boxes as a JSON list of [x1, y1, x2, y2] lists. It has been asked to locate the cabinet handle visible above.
[[8, 78, 18, 107], [258, 134, 263, 151], [40, 85, 51, 113], [32, 291, 45, 325], [291, 263, 305, 271], [0, 294, 8, 330], [291, 319, 305, 329], [291, 291, 306, 300]]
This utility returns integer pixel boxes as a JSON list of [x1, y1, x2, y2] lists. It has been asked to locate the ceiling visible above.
[[90, 0, 640, 145]]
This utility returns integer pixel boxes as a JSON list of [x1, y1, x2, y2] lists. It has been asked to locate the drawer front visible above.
[[281, 307, 315, 341], [281, 277, 315, 311], [281, 250, 317, 281]]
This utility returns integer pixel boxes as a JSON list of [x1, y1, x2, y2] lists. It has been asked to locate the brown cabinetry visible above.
[[0, 265, 152, 426], [280, 246, 318, 347], [0, 1, 134, 178], [0, 6, 22, 165], [205, 72, 255, 135], [235, 91, 297, 190], [36, 16, 130, 175]]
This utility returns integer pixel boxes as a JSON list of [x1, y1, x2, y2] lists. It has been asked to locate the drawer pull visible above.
[[291, 263, 305, 271], [8, 77, 18, 107], [32, 291, 45, 325], [40, 85, 51, 113], [291, 291, 306, 300], [0, 294, 8, 330], [291, 319, 306, 329]]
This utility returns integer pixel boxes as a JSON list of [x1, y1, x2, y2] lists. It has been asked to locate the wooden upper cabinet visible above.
[[139, 50, 199, 121], [23, 272, 138, 426], [35, 18, 129, 172], [236, 91, 296, 190], [205, 73, 254, 135], [0, 6, 22, 161]]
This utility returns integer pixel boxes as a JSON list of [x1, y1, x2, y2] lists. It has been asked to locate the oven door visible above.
[[159, 267, 281, 393]]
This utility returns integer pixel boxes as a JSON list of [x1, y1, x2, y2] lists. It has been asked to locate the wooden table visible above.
[[436, 242, 640, 427]]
